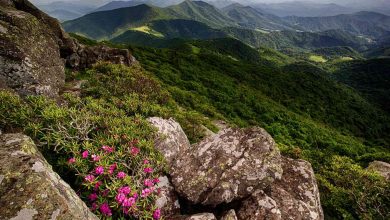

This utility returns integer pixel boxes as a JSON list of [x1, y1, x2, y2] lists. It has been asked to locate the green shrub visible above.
[[318, 156, 390, 220]]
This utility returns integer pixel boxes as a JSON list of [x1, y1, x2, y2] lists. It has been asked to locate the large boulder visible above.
[[0, 133, 98, 219], [0, 0, 65, 97], [147, 117, 191, 165], [367, 161, 390, 180], [170, 127, 283, 206], [237, 157, 324, 220]]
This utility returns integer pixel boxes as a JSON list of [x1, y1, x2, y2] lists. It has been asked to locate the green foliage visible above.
[[223, 28, 370, 50], [312, 46, 362, 59], [318, 156, 390, 220], [0, 62, 214, 218], [129, 42, 390, 219], [332, 58, 390, 114]]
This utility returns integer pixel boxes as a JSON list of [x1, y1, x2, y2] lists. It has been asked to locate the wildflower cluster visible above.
[[68, 137, 163, 219]]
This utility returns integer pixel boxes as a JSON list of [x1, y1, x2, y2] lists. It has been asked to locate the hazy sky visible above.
[[30, 0, 390, 7]]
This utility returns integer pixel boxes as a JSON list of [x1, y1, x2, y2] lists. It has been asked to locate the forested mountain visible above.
[[221, 3, 292, 30], [223, 28, 372, 50], [63, 0, 390, 51]]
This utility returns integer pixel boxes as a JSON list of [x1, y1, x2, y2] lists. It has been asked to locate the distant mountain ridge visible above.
[[37, 1, 95, 21], [63, 0, 295, 40], [251, 1, 354, 17], [62, 0, 390, 51], [284, 11, 390, 38]]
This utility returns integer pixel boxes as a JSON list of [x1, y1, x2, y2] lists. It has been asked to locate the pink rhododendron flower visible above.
[[143, 159, 149, 164], [144, 179, 154, 187], [117, 171, 126, 179], [91, 202, 97, 211], [91, 154, 100, 162], [118, 186, 131, 195], [108, 163, 117, 175], [68, 157, 76, 164], [153, 209, 161, 220], [141, 188, 153, 198], [115, 193, 126, 204], [100, 202, 112, 216], [88, 193, 98, 201], [94, 181, 102, 191], [82, 150, 89, 158], [122, 197, 135, 207], [85, 174, 95, 182], [153, 178, 160, 184], [144, 167, 153, 173], [95, 166, 104, 175], [102, 189, 110, 197], [130, 147, 140, 156], [132, 192, 138, 199], [102, 145, 114, 153]]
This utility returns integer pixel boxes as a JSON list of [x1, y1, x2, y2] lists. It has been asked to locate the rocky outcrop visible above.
[[170, 127, 283, 206], [0, 133, 98, 219], [150, 118, 323, 219], [147, 117, 191, 165], [237, 157, 323, 220], [155, 176, 181, 217], [0, 0, 65, 97], [0, 0, 136, 97], [65, 43, 136, 69], [367, 161, 390, 180]]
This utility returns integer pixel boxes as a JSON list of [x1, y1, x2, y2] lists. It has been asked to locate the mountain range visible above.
[[62, 0, 390, 52]]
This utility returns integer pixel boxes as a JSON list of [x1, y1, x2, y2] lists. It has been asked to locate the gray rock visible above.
[[147, 117, 191, 165], [0, 0, 137, 97], [221, 209, 238, 220], [237, 157, 324, 220], [171, 127, 282, 206], [367, 161, 390, 180], [0, 133, 98, 220], [64, 43, 137, 69], [0, 2, 65, 97], [173, 213, 217, 220], [155, 176, 180, 217]]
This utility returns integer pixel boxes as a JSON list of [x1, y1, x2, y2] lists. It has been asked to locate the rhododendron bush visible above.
[[68, 138, 163, 219], [0, 63, 215, 219]]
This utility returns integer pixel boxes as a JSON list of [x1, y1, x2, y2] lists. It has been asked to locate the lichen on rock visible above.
[[0, 133, 98, 220], [170, 127, 283, 206], [237, 157, 324, 220]]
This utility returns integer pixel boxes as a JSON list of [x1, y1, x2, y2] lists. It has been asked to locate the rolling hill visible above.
[[111, 19, 227, 46], [223, 27, 372, 50], [62, 4, 174, 39], [166, 0, 236, 27], [332, 58, 390, 113]]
